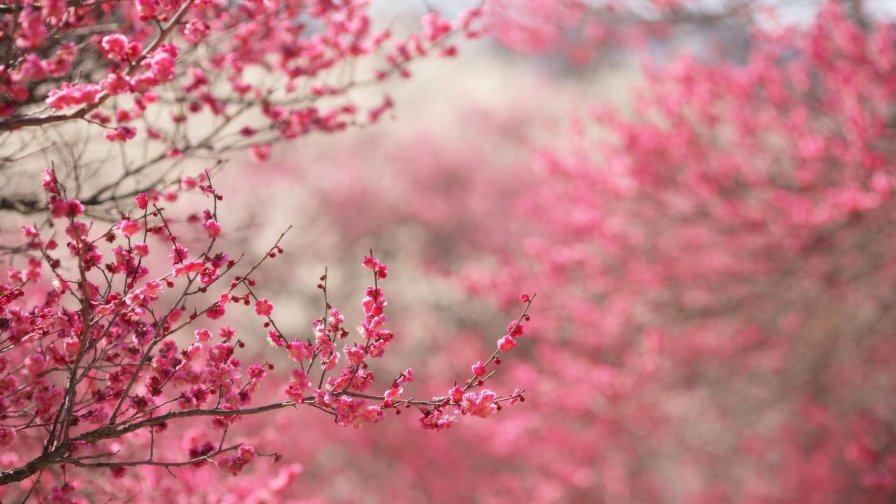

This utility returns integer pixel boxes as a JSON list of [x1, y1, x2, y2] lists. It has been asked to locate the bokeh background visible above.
[[182, 1, 896, 502]]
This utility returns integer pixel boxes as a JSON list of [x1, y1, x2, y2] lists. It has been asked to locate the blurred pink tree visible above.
[[210, 1, 895, 502], [454, 1, 896, 501]]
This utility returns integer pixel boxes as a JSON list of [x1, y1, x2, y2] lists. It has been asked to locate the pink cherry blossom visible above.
[[255, 298, 273, 316], [117, 219, 141, 238]]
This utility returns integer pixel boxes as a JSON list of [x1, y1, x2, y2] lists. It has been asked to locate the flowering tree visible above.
[[0, 0, 480, 213], [210, 1, 896, 502], [0, 1, 539, 501], [5, 0, 896, 502], [482, 3, 896, 498], [461, 2, 896, 500]]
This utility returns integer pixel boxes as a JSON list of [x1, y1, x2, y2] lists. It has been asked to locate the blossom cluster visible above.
[[0, 167, 530, 500], [0, 0, 484, 153]]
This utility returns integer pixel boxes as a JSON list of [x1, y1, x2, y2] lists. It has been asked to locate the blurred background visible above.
[[5, 0, 896, 502], [181, 1, 896, 502]]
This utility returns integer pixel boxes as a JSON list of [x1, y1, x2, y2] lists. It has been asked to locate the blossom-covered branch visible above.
[[0, 168, 532, 498]]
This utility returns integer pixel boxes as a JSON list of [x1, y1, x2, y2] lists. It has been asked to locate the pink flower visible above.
[[104, 126, 137, 143], [100, 34, 127, 59], [180, 175, 197, 189], [184, 342, 201, 360], [183, 20, 210, 44], [134, 0, 157, 19], [63, 336, 81, 356], [218, 326, 234, 341], [25, 354, 46, 375], [421, 11, 452, 42], [117, 219, 141, 238], [285, 370, 310, 401], [359, 405, 384, 426], [255, 298, 273, 316], [267, 329, 285, 348], [419, 408, 456, 431], [203, 219, 221, 238], [49, 198, 84, 218], [448, 386, 464, 403], [472, 361, 486, 378], [206, 303, 225, 320], [362, 254, 388, 279], [100, 34, 139, 61], [497, 335, 517, 352], [287, 340, 313, 362], [249, 143, 271, 162], [169, 244, 189, 263], [16, 7, 47, 49], [395, 368, 414, 386], [461, 390, 498, 418], [46, 83, 101, 110], [101, 73, 130, 94], [345, 345, 366, 365], [506, 320, 525, 337], [173, 260, 204, 277], [384, 386, 402, 403], [144, 44, 178, 83], [219, 445, 256, 475], [207, 343, 234, 365], [41, 168, 58, 194]]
